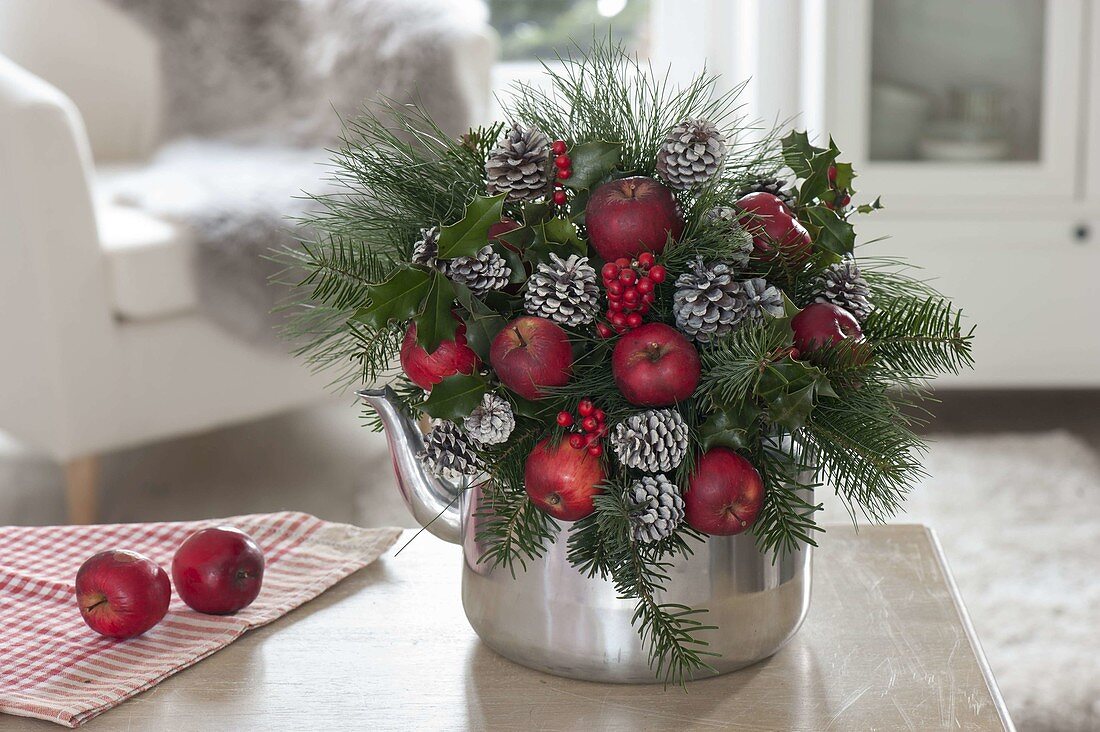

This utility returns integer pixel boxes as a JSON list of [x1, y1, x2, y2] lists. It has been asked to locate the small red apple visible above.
[[400, 317, 479, 390], [683, 448, 764, 535], [524, 438, 606, 521], [172, 526, 265, 615], [791, 302, 865, 359], [611, 322, 700, 406], [75, 550, 171, 639], [735, 192, 812, 264], [489, 316, 573, 400], [585, 176, 685, 261]]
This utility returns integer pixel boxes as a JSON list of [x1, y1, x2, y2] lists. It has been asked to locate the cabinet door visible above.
[[818, 0, 1084, 211], [855, 217, 1100, 387]]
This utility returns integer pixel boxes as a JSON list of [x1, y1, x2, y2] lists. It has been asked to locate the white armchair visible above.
[[0, 0, 496, 522]]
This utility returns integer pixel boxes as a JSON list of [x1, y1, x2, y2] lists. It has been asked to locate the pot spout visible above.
[[357, 387, 462, 544]]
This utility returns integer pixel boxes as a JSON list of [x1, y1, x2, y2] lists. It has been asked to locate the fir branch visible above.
[[750, 435, 823, 557], [798, 382, 927, 523], [567, 483, 715, 685], [696, 320, 791, 410], [473, 426, 560, 575], [864, 297, 975, 377]]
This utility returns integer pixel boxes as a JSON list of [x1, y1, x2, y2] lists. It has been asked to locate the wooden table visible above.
[[8, 525, 1012, 731]]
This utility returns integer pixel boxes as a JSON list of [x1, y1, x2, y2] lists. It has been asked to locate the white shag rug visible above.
[[818, 431, 1100, 732]]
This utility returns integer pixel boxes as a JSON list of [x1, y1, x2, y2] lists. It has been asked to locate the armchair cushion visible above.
[[97, 203, 197, 321], [96, 139, 327, 342]]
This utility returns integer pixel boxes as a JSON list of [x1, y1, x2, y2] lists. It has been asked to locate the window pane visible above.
[[488, 0, 651, 62], [869, 0, 1045, 162]]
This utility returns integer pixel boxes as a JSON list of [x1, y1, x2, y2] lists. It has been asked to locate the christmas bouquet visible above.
[[289, 42, 973, 682]]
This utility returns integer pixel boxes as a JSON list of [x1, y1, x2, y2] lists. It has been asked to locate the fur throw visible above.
[[98, 0, 489, 346]]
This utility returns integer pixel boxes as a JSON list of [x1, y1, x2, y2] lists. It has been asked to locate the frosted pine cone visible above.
[[703, 207, 753, 267], [738, 277, 785, 324], [816, 258, 873, 322], [463, 393, 515, 446], [411, 226, 440, 268], [422, 421, 482, 481], [656, 118, 727, 190], [673, 259, 784, 342], [629, 475, 685, 544], [524, 253, 601, 327], [611, 409, 690, 473], [485, 124, 551, 202], [441, 245, 511, 295], [735, 176, 796, 207]]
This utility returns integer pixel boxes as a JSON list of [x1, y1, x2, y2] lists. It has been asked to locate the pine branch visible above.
[[503, 38, 783, 184]]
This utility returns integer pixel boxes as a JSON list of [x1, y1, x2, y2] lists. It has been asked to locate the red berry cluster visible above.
[[556, 399, 607, 457], [551, 140, 570, 206], [825, 165, 851, 210], [595, 254, 667, 337]]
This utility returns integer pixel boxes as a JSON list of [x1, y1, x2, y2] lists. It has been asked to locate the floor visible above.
[[2, 390, 1099, 528]]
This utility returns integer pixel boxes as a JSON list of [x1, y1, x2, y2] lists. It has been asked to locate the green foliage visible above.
[[567, 481, 715, 685], [474, 428, 560, 575], [418, 374, 488, 422], [864, 296, 975, 377], [437, 194, 507, 259], [563, 140, 623, 191], [504, 39, 783, 182]]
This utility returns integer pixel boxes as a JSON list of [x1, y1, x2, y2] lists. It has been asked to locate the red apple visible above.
[[172, 526, 265, 615], [400, 317, 479, 390], [585, 176, 685, 260], [75, 550, 171, 639], [489, 316, 573, 400], [791, 302, 865, 359], [524, 437, 606, 521], [683, 448, 764, 535], [735, 192, 812, 264], [611, 322, 700, 406]]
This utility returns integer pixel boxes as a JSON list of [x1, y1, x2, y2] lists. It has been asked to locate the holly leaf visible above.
[[413, 273, 457, 351], [756, 357, 833, 432], [796, 143, 842, 206], [802, 204, 855, 257], [353, 268, 432, 330], [563, 141, 622, 191], [508, 392, 561, 422], [524, 217, 587, 267], [856, 196, 884, 215], [780, 130, 827, 179], [699, 402, 760, 451], [453, 283, 507, 361], [437, 193, 507, 259], [419, 374, 488, 421], [833, 161, 857, 195]]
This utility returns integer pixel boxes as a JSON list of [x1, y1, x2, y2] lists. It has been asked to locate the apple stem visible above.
[[84, 597, 109, 613], [512, 326, 528, 349]]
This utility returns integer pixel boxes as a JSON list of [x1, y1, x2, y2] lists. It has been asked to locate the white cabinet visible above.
[[817, 0, 1085, 212], [799, 0, 1100, 386]]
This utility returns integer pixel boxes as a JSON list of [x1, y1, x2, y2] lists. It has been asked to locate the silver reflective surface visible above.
[[360, 386, 813, 683]]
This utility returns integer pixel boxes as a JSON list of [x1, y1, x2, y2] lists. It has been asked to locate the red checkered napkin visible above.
[[0, 512, 401, 728]]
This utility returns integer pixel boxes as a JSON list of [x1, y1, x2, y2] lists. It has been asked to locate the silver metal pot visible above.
[[361, 387, 812, 683]]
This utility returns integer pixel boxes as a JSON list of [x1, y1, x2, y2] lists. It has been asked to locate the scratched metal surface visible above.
[[6, 525, 1011, 731]]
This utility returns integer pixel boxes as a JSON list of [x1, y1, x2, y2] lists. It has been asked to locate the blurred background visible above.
[[0, 1, 1096, 729]]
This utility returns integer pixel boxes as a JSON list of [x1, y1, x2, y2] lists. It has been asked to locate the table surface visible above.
[[8, 525, 1012, 732]]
